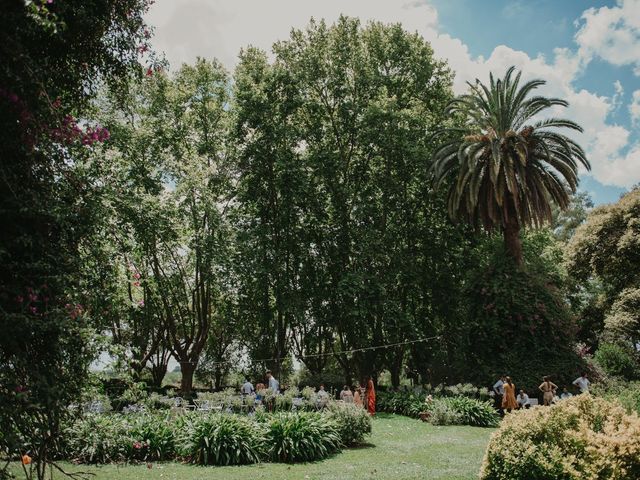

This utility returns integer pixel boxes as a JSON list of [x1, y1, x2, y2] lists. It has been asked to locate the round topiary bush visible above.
[[480, 395, 640, 480]]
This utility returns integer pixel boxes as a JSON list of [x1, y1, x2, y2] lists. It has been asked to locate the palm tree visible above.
[[431, 66, 590, 266]]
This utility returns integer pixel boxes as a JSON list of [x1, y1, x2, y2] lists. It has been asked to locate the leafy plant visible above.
[[176, 413, 263, 466], [326, 403, 372, 446], [263, 412, 341, 463], [594, 343, 638, 380], [427, 397, 499, 427]]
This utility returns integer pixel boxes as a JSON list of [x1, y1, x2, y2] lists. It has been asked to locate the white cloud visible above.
[[146, 0, 640, 188], [630, 90, 640, 126], [574, 0, 640, 74]]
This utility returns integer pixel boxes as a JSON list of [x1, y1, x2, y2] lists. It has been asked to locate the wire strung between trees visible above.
[[198, 335, 442, 368]]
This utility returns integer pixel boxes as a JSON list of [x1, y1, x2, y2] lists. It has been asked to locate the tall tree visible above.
[[97, 59, 234, 393], [431, 67, 590, 266]]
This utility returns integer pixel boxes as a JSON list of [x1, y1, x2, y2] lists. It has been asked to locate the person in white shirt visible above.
[[266, 370, 280, 394], [516, 390, 530, 409], [560, 387, 573, 399], [241, 379, 254, 395], [316, 384, 330, 409], [572, 372, 590, 394]]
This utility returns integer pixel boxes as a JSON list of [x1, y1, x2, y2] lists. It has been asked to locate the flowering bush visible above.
[[480, 395, 640, 480]]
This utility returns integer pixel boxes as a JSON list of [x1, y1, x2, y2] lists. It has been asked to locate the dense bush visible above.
[[175, 413, 263, 466], [129, 412, 175, 461], [325, 403, 372, 446], [594, 343, 638, 380], [376, 391, 424, 418], [65, 414, 134, 464], [426, 397, 499, 427], [480, 395, 640, 480], [262, 412, 341, 463], [592, 379, 640, 415], [377, 390, 498, 427]]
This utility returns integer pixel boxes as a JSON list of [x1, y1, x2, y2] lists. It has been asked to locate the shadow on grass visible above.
[[348, 442, 376, 450]]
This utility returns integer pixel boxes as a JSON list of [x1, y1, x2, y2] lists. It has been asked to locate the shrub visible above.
[[129, 412, 175, 461], [480, 395, 640, 480], [263, 411, 341, 463], [176, 413, 263, 466], [65, 414, 133, 464], [592, 379, 640, 415], [594, 343, 638, 380], [426, 396, 499, 427], [376, 391, 424, 418], [426, 400, 463, 426], [325, 403, 372, 446]]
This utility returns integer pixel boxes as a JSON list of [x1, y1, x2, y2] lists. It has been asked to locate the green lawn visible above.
[[9, 414, 494, 480]]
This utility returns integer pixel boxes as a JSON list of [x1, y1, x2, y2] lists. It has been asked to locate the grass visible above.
[[9, 413, 494, 480]]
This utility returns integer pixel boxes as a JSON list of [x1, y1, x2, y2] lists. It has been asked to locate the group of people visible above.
[[493, 372, 591, 413], [240, 372, 377, 415], [338, 377, 376, 415]]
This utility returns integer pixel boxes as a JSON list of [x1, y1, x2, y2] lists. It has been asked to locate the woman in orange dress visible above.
[[366, 377, 376, 416], [501, 376, 517, 413]]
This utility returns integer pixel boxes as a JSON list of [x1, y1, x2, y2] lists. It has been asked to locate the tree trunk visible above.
[[503, 218, 523, 266], [179, 361, 196, 394], [151, 362, 168, 388]]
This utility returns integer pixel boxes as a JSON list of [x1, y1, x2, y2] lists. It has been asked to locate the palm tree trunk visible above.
[[503, 219, 523, 266]]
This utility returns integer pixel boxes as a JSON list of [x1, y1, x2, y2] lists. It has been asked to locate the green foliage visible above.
[[594, 343, 639, 380], [377, 391, 499, 427], [431, 66, 589, 265], [462, 232, 585, 393], [480, 395, 640, 480], [263, 412, 342, 463], [376, 391, 425, 418], [176, 413, 263, 466], [325, 403, 372, 446], [566, 189, 640, 351], [129, 413, 176, 461], [592, 379, 640, 416], [426, 397, 499, 428], [65, 414, 134, 464]]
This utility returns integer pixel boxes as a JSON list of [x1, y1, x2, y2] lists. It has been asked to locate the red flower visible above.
[[146, 67, 153, 77]]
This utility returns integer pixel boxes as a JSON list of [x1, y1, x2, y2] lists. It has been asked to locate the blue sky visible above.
[[147, 0, 640, 205], [432, 0, 636, 204]]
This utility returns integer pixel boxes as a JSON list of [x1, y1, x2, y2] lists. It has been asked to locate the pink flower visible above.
[[133, 441, 143, 450], [29, 306, 38, 314], [138, 300, 145, 307], [28, 293, 38, 302], [133, 281, 140, 287], [133, 272, 141, 280], [145, 67, 153, 77], [15, 295, 24, 304]]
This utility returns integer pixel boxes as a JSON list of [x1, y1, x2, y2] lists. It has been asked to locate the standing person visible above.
[[501, 376, 517, 413], [340, 385, 353, 403], [353, 385, 363, 408], [538, 376, 558, 406], [241, 378, 254, 396], [366, 376, 376, 416], [516, 390, 530, 409], [266, 370, 280, 394], [493, 375, 506, 413], [572, 372, 590, 394]]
